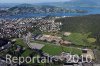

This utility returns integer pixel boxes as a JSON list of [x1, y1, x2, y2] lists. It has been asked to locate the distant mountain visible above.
[[0, 3, 20, 8], [0, 0, 100, 17], [7, 4, 87, 14], [42, 0, 100, 8], [1, 0, 100, 8]]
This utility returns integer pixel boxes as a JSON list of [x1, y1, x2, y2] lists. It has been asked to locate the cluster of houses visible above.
[[39, 19, 62, 32], [0, 17, 62, 38], [0, 18, 30, 38]]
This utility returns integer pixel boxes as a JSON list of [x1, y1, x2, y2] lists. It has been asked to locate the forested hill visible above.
[[56, 14, 100, 34]]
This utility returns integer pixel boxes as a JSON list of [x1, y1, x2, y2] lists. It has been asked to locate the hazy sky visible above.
[[0, 0, 72, 3]]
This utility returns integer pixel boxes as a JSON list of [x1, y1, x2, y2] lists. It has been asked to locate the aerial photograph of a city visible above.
[[0, 0, 100, 66]]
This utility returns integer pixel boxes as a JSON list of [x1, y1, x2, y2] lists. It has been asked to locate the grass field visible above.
[[32, 40, 82, 55], [63, 33, 96, 47], [21, 49, 33, 57], [42, 44, 82, 55], [15, 38, 28, 48], [15, 38, 82, 56]]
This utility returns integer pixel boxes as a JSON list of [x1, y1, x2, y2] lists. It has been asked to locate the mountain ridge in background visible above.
[[1, 0, 100, 8]]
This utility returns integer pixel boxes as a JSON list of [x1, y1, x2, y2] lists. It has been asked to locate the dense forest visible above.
[[56, 14, 100, 34], [55, 14, 100, 49]]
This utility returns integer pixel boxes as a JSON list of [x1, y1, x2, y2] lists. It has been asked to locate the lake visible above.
[[0, 7, 100, 18]]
